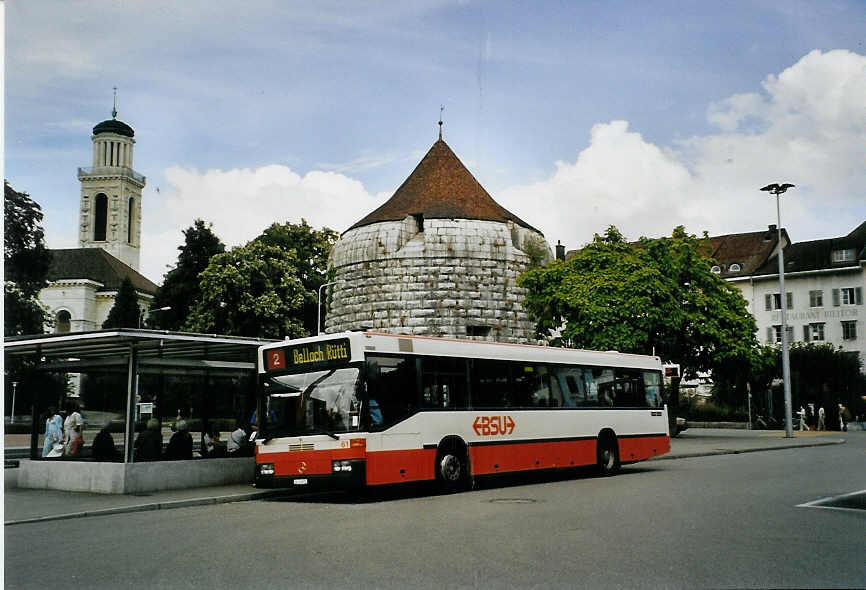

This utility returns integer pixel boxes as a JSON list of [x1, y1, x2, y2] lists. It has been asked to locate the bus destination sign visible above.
[[265, 338, 351, 372]]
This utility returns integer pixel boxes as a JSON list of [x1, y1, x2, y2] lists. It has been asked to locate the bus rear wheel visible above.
[[596, 435, 620, 476], [435, 439, 470, 493]]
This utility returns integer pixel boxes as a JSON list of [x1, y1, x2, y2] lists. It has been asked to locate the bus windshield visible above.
[[263, 367, 362, 437]]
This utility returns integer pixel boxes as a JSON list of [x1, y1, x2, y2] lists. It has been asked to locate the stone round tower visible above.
[[325, 136, 551, 343]]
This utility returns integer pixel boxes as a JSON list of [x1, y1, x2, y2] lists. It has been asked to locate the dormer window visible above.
[[832, 248, 855, 263], [710, 265, 721, 274], [729, 263, 741, 272]]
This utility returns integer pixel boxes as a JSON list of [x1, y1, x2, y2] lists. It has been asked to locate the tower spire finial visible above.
[[112, 87, 118, 119], [438, 105, 444, 140]]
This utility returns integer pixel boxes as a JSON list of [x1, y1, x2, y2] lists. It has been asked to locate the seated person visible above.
[[163, 420, 193, 460], [227, 421, 251, 456], [208, 429, 228, 458], [134, 418, 163, 461], [91, 421, 120, 461]]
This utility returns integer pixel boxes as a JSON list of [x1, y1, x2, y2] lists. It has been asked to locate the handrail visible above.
[[78, 166, 146, 184]]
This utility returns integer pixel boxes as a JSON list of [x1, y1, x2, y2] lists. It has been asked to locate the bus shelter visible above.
[[4, 329, 274, 493]]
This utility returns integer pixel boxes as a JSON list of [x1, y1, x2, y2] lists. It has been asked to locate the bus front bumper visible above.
[[255, 459, 366, 490]]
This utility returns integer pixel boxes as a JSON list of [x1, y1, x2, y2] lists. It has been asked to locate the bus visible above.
[[254, 331, 670, 491]]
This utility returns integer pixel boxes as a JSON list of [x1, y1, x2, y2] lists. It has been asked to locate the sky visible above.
[[5, 1, 866, 283]]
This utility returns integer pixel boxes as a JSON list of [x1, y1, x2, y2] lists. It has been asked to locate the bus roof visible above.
[[259, 331, 662, 372]]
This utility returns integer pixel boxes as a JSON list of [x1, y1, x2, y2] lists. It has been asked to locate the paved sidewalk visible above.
[[3, 428, 848, 525]]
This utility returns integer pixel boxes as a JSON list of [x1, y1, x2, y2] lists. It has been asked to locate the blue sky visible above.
[[5, 1, 866, 282]]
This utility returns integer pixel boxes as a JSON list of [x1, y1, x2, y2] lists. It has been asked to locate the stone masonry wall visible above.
[[325, 217, 551, 343]]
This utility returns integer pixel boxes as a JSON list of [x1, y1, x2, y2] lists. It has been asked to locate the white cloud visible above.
[[499, 49, 866, 250], [140, 164, 386, 282]]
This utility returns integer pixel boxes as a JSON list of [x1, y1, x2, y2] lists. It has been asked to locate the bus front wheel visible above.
[[596, 434, 620, 476], [435, 438, 470, 493]]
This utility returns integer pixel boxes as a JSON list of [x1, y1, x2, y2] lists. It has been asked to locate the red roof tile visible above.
[[347, 139, 538, 233]]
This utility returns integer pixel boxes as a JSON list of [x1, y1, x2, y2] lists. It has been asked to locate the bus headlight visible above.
[[332, 460, 352, 472], [259, 463, 275, 476]]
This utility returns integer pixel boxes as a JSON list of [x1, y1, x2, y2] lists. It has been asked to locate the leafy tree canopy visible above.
[[255, 220, 338, 334], [183, 241, 310, 339], [4, 180, 53, 336], [519, 225, 759, 381], [102, 277, 142, 329], [150, 219, 225, 330]]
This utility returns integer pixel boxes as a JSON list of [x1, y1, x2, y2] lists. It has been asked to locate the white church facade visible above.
[[39, 108, 157, 333]]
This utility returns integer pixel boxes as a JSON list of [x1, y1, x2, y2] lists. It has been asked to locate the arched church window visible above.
[[128, 197, 135, 244], [56, 310, 71, 334], [94, 193, 108, 241]]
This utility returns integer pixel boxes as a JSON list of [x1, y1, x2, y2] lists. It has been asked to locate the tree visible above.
[[183, 241, 310, 339], [4, 180, 53, 336], [519, 226, 760, 417], [102, 277, 142, 328], [255, 220, 338, 334], [150, 219, 225, 330]]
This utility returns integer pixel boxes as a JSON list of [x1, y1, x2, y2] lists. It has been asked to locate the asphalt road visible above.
[[5, 433, 865, 589]]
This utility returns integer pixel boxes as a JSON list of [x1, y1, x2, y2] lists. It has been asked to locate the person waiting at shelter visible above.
[[164, 419, 193, 460], [227, 420, 252, 456], [42, 406, 64, 458], [134, 418, 163, 461], [91, 421, 120, 461], [208, 429, 228, 458], [62, 401, 85, 457]]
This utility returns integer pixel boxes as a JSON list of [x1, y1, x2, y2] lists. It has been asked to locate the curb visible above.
[[4, 489, 285, 526], [5, 439, 847, 525], [652, 437, 845, 461]]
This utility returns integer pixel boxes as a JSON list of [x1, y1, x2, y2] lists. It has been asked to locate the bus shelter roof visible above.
[[4, 329, 277, 373]]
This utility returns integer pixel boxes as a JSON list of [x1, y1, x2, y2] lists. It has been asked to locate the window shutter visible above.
[[856, 287, 863, 305], [786, 292, 793, 309], [766, 327, 773, 343], [786, 326, 793, 342], [765, 294, 772, 311], [803, 325, 809, 342], [832, 289, 840, 307]]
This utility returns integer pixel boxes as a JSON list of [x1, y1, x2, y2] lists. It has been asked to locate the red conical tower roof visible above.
[[348, 139, 538, 233]]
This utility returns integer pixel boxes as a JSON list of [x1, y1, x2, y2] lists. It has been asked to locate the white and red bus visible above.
[[255, 332, 670, 491]]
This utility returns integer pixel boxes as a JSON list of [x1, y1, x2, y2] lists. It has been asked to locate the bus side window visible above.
[[642, 370, 662, 408], [420, 357, 468, 409], [470, 358, 511, 408], [365, 354, 419, 429]]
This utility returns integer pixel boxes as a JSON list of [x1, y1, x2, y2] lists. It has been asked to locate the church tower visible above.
[[77, 95, 146, 271]]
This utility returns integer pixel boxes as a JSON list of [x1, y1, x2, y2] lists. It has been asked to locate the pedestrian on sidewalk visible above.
[[797, 406, 809, 431], [41, 406, 63, 458], [817, 406, 825, 430]]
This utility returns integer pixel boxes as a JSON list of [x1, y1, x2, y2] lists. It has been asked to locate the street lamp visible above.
[[11, 381, 18, 424], [317, 281, 337, 335], [760, 183, 795, 438], [139, 306, 172, 329]]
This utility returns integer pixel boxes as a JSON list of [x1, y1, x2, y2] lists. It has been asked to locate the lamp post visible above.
[[317, 281, 337, 335], [139, 306, 172, 328], [760, 183, 795, 438], [11, 381, 18, 424]]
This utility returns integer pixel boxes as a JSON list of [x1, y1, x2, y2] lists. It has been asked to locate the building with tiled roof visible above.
[[40, 249, 157, 333], [325, 133, 551, 342], [713, 221, 864, 368]]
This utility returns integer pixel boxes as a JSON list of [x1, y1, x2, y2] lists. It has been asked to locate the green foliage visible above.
[[183, 241, 309, 338], [787, 342, 864, 413], [519, 225, 759, 383], [4, 180, 53, 336], [151, 219, 225, 330], [183, 220, 336, 338], [255, 220, 338, 334], [521, 234, 550, 269], [102, 277, 142, 329]]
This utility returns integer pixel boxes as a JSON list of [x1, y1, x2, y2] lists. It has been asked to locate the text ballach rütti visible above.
[[292, 342, 349, 366]]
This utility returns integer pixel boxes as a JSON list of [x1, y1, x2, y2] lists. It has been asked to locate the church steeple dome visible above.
[[77, 90, 146, 271]]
